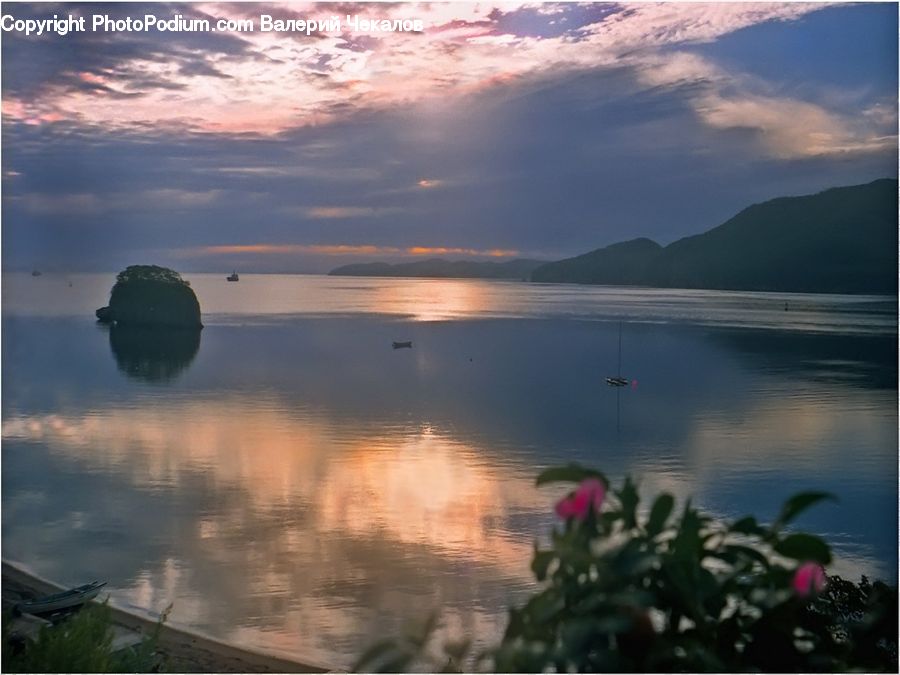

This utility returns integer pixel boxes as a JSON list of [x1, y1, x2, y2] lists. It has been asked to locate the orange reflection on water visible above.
[[370, 278, 491, 321], [3, 400, 544, 664], [3, 386, 892, 663], [5, 400, 334, 506], [3, 399, 539, 569], [318, 428, 534, 567]]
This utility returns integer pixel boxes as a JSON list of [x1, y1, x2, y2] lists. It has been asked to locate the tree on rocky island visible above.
[[96, 265, 202, 328]]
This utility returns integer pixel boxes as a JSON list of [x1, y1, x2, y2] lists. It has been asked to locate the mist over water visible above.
[[2, 273, 896, 667]]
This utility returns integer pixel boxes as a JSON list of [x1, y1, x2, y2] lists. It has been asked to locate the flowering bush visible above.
[[356, 464, 897, 672]]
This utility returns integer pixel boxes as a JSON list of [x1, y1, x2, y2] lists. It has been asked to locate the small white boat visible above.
[[226, 271, 239, 282], [606, 376, 628, 387], [13, 581, 107, 616], [392, 341, 413, 349]]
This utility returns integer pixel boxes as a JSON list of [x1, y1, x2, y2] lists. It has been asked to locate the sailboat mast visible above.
[[617, 321, 622, 377]]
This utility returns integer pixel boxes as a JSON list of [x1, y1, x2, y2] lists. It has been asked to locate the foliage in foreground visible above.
[[356, 465, 898, 672], [2, 601, 165, 673]]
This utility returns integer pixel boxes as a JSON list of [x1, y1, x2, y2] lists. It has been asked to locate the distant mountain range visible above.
[[532, 179, 897, 294], [330, 179, 897, 294], [329, 258, 545, 280]]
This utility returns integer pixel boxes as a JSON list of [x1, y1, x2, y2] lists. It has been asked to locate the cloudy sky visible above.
[[1, 2, 897, 273]]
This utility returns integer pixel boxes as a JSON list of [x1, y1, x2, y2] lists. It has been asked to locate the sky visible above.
[[1, 1, 897, 273]]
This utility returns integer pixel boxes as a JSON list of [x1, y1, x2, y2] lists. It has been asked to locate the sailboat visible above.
[[606, 321, 629, 387]]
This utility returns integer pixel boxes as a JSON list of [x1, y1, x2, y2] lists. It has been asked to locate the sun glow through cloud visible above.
[[185, 244, 520, 258], [2, 2, 895, 274]]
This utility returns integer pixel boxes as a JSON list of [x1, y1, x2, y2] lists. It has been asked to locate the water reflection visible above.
[[3, 403, 539, 565], [369, 279, 491, 321], [2, 402, 541, 664], [108, 326, 201, 383], [1, 277, 896, 667], [713, 328, 898, 390], [4, 273, 895, 336], [3, 387, 893, 663]]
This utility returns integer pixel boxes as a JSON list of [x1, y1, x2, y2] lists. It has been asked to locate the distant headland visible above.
[[330, 179, 897, 295]]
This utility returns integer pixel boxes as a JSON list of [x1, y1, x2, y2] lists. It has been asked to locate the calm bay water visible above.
[[2, 273, 897, 667]]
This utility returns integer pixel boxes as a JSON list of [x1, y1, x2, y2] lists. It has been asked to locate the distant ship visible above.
[[31, 270, 42, 277], [226, 271, 239, 282]]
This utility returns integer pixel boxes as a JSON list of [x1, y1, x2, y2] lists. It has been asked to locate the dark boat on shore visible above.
[[12, 581, 106, 616]]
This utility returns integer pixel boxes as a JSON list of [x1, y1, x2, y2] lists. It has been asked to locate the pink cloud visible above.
[[7, 0, 861, 163], [78, 72, 107, 85]]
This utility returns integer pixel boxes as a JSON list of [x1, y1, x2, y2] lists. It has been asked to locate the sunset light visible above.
[[2, 2, 896, 673]]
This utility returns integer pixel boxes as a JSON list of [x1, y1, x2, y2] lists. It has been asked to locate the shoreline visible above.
[[2, 560, 333, 673]]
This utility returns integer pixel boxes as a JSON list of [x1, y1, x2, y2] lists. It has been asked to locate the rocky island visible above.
[[96, 265, 203, 328]]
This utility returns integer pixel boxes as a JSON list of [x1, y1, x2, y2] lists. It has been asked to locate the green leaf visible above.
[[377, 651, 416, 673], [613, 549, 659, 577], [773, 492, 836, 530], [572, 590, 611, 614], [729, 516, 765, 536], [353, 640, 409, 673], [536, 464, 608, 487], [531, 549, 556, 582], [592, 614, 633, 635], [408, 612, 438, 648], [525, 590, 566, 624], [672, 500, 703, 562], [560, 618, 604, 653], [774, 533, 832, 564], [443, 638, 471, 662], [661, 560, 703, 622], [617, 477, 640, 529], [606, 589, 655, 608], [599, 511, 621, 531], [724, 544, 771, 570], [646, 493, 675, 537], [503, 608, 525, 639]]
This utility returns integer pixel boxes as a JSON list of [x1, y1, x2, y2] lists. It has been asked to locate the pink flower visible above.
[[792, 562, 827, 597], [555, 478, 606, 521]]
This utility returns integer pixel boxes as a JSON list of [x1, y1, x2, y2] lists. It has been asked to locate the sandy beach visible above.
[[2, 561, 332, 673]]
